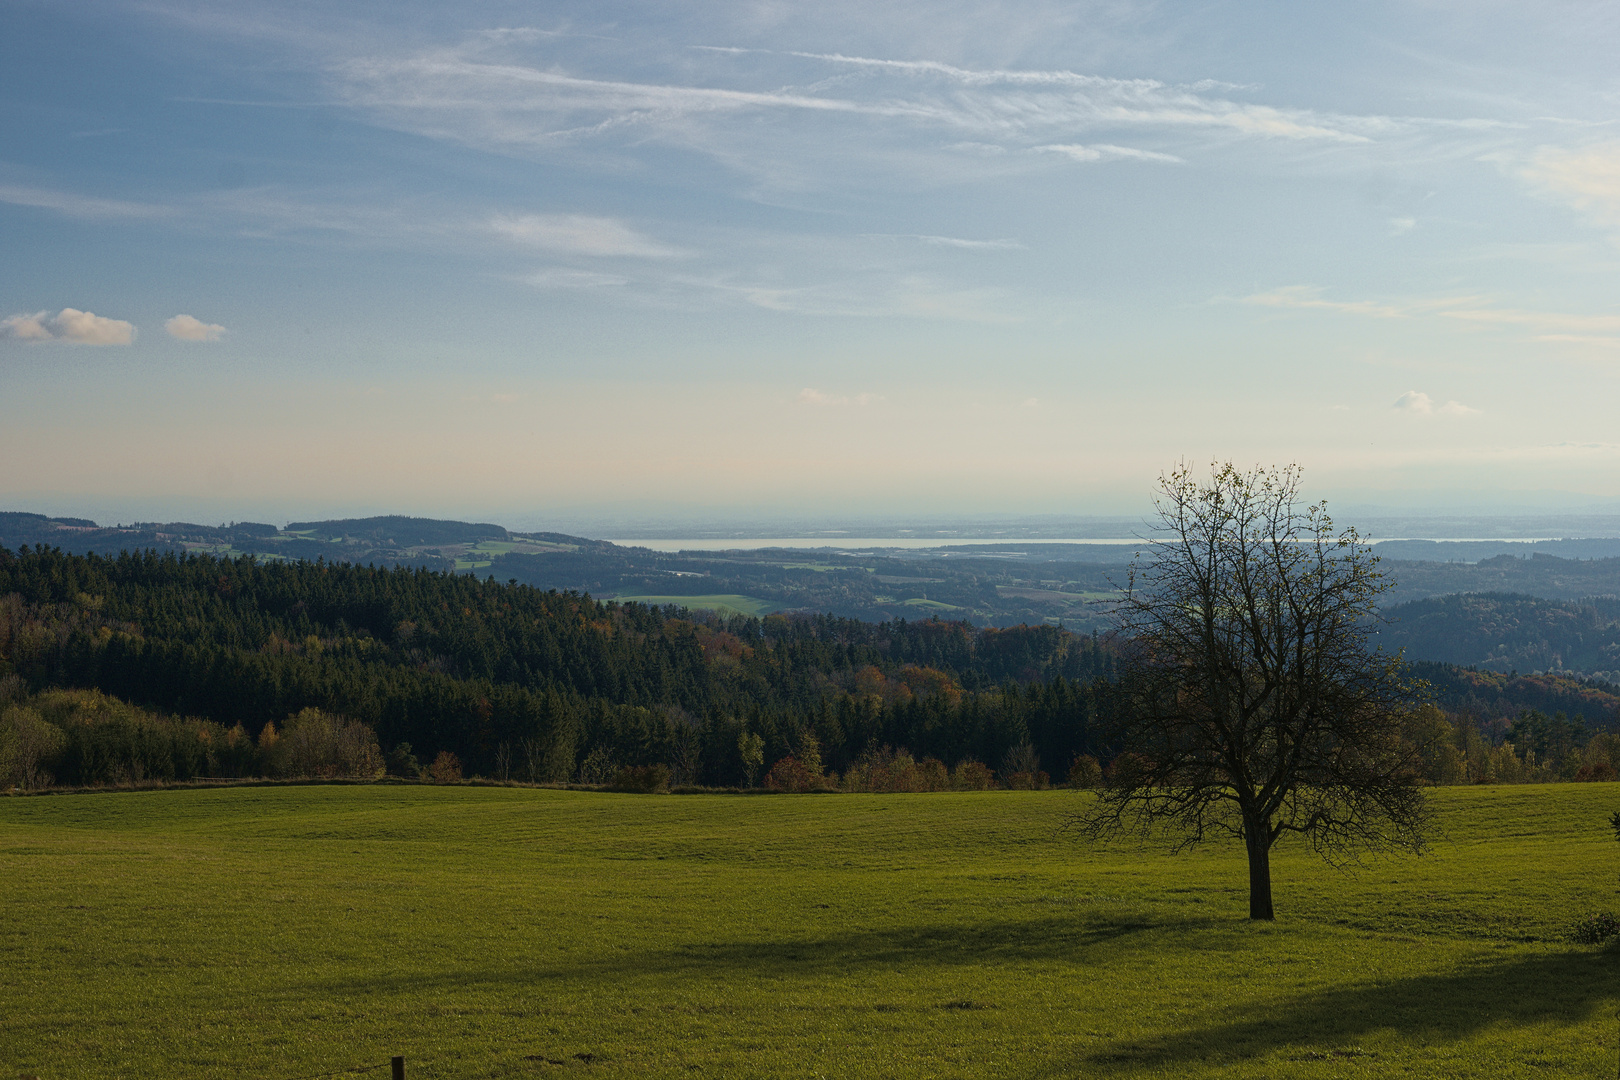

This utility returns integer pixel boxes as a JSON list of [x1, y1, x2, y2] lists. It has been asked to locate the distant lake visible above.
[[606, 536, 1579, 553], [606, 537, 1146, 552]]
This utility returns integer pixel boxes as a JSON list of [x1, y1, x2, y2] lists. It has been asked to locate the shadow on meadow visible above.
[[292, 910, 1617, 1073], [1071, 944, 1619, 1071], [303, 911, 1189, 999]]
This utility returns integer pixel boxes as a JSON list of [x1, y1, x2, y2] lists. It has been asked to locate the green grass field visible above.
[[899, 598, 962, 611], [2, 785, 1617, 1079], [464, 541, 578, 557], [605, 595, 781, 617]]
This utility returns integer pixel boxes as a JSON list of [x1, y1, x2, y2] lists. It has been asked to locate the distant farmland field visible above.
[[1, 785, 1616, 1078]]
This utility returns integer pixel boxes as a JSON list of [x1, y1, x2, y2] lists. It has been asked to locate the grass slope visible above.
[[2, 785, 1618, 1079]]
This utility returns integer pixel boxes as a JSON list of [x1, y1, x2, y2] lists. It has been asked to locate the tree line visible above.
[[0, 545, 1112, 787], [4, 543, 1618, 795]]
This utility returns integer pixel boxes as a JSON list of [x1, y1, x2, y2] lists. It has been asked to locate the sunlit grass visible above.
[[2, 785, 1617, 1078]]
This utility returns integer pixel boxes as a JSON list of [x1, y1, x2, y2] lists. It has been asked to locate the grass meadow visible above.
[[2, 784, 1617, 1079]]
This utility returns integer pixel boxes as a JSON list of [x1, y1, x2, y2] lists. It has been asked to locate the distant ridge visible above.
[[285, 516, 510, 546], [7, 508, 1620, 632], [1371, 538, 1620, 562]]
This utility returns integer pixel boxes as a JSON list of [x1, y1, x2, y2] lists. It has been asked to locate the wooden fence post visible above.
[[391, 1056, 405, 1080]]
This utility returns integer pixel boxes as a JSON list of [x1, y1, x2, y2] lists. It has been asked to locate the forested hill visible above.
[[0, 546, 1113, 785], [0, 511, 587, 573], [1379, 593, 1620, 681], [1411, 662, 1620, 730], [1376, 553, 1620, 607]]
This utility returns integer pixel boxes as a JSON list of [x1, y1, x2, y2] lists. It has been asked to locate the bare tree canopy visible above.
[[1078, 462, 1431, 920]]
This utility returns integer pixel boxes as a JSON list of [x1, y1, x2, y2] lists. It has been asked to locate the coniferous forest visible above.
[[0, 545, 1112, 787]]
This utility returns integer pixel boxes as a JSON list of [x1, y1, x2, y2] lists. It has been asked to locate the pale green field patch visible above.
[[606, 594, 781, 617]]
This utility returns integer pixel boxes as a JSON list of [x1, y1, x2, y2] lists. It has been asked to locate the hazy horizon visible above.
[[11, 501, 1620, 544]]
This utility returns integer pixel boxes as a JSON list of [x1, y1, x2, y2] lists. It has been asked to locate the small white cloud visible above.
[[51, 308, 136, 345], [796, 388, 881, 406], [1, 311, 53, 341], [1021, 397, 1039, 408], [1034, 143, 1183, 164], [1393, 390, 1477, 416], [165, 314, 227, 341], [491, 214, 682, 258], [1389, 216, 1416, 235], [2, 307, 135, 345]]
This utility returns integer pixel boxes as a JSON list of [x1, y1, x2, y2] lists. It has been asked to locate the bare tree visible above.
[[1077, 462, 1430, 919]]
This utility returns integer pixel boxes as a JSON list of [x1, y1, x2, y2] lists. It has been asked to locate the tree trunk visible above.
[[1243, 817, 1275, 920]]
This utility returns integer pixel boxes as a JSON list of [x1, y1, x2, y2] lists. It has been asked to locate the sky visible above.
[[3, 0, 1620, 529]]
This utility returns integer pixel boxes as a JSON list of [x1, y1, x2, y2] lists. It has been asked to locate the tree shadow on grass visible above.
[[301, 912, 1186, 999], [1071, 944, 1619, 1072]]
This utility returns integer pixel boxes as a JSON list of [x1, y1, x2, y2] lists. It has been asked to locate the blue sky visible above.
[[3, 0, 1619, 527]]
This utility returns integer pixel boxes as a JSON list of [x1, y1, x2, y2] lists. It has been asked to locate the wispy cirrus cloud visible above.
[[1241, 285, 1434, 319], [1241, 286, 1620, 348], [490, 213, 683, 257], [917, 235, 1022, 249], [1519, 141, 1620, 232], [524, 268, 631, 288], [0, 184, 171, 219], [797, 388, 882, 406], [691, 272, 1018, 323], [1436, 306, 1620, 334], [1034, 143, 1182, 164], [336, 53, 924, 142], [790, 51, 1371, 142], [865, 233, 1024, 250], [330, 35, 1430, 187]]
